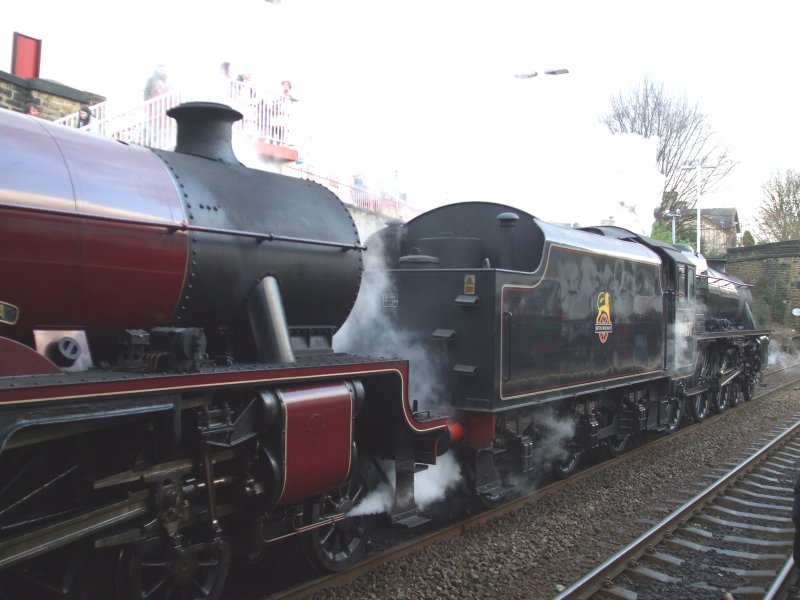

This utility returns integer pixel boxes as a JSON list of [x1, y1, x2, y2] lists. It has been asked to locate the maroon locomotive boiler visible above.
[[0, 104, 451, 599]]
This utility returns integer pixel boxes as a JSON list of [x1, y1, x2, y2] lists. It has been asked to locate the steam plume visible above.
[[348, 452, 463, 517]]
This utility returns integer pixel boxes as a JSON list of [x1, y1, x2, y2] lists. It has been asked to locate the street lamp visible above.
[[514, 68, 570, 79], [664, 209, 681, 243]]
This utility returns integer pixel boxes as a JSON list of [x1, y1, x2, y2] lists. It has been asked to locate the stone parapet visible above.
[[726, 241, 800, 329], [0, 70, 104, 120], [727, 240, 800, 262]]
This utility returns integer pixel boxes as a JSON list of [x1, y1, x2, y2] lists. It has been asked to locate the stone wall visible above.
[[0, 70, 104, 120], [726, 240, 800, 329]]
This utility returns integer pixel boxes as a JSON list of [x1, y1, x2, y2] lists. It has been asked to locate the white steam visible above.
[[348, 452, 463, 517], [493, 407, 580, 498], [334, 234, 447, 411], [670, 300, 699, 371], [534, 408, 578, 468], [348, 481, 394, 517], [769, 345, 796, 369], [414, 451, 463, 509]]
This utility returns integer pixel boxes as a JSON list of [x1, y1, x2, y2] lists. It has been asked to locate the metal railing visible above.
[[55, 79, 296, 148], [54, 80, 409, 220], [283, 165, 410, 220]]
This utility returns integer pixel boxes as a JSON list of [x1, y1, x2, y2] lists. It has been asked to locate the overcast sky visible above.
[[3, 0, 798, 237]]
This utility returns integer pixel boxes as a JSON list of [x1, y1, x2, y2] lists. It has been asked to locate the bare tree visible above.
[[602, 77, 735, 219], [755, 170, 800, 242]]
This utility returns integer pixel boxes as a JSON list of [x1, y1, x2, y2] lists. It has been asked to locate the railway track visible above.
[[554, 418, 800, 599], [252, 363, 800, 600]]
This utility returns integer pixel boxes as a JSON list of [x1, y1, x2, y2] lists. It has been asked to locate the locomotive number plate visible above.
[[383, 291, 398, 308]]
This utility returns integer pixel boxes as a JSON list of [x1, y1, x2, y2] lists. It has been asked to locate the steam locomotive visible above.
[[364, 202, 768, 499], [0, 103, 453, 598], [0, 102, 768, 598]]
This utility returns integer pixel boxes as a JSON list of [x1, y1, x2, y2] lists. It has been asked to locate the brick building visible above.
[[0, 69, 104, 120], [683, 208, 740, 258]]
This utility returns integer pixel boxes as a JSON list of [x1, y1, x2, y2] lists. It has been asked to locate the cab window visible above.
[[676, 265, 687, 302], [676, 264, 695, 302]]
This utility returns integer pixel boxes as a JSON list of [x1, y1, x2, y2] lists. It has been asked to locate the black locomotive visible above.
[[0, 102, 768, 598], [365, 203, 768, 501]]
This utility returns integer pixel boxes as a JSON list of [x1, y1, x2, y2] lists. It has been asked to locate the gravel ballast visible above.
[[315, 375, 800, 600]]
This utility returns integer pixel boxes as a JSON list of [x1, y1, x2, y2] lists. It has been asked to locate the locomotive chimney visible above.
[[167, 102, 242, 165], [383, 218, 405, 268], [497, 211, 519, 269]]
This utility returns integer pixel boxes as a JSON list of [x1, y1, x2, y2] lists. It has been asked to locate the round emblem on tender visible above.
[[595, 291, 613, 344]]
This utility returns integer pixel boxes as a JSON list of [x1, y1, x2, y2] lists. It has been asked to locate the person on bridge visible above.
[[143, 64, 169, 101], [77, 106, 95, 130]]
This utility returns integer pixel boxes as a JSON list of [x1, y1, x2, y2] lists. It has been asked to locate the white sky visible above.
[[3, 0, 798, 236]]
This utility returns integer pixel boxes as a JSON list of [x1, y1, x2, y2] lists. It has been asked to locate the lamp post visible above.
[[664, 209, 681, 243], [514, 68, 570, 79], [693, 164, 702, 253]]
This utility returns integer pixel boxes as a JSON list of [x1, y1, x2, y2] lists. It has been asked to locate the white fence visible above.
[[54, 80, 410, 220], [56, 79, 295, 149]]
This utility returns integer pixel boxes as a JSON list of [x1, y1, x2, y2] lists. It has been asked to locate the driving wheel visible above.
[[743, 377, 758, 401], [552, 447, 582, 479], [605, 433, 629, 458], [690, 351, 714, 422], [115, 534, 229, 600], [302, 473, 371, 572], [664, 397, 682, 434]]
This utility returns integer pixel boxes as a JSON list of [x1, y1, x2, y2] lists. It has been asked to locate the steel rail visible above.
[[552, 417, 800, 600], [763, 555, 798, 600]]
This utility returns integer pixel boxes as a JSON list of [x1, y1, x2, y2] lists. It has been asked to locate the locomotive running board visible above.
[[0, 490, 149, 568], [696, 329, 770, 341]]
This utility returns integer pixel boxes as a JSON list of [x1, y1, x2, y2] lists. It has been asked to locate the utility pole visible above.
[[694, 163, 702, 252], [680, 162, 716, 253]]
